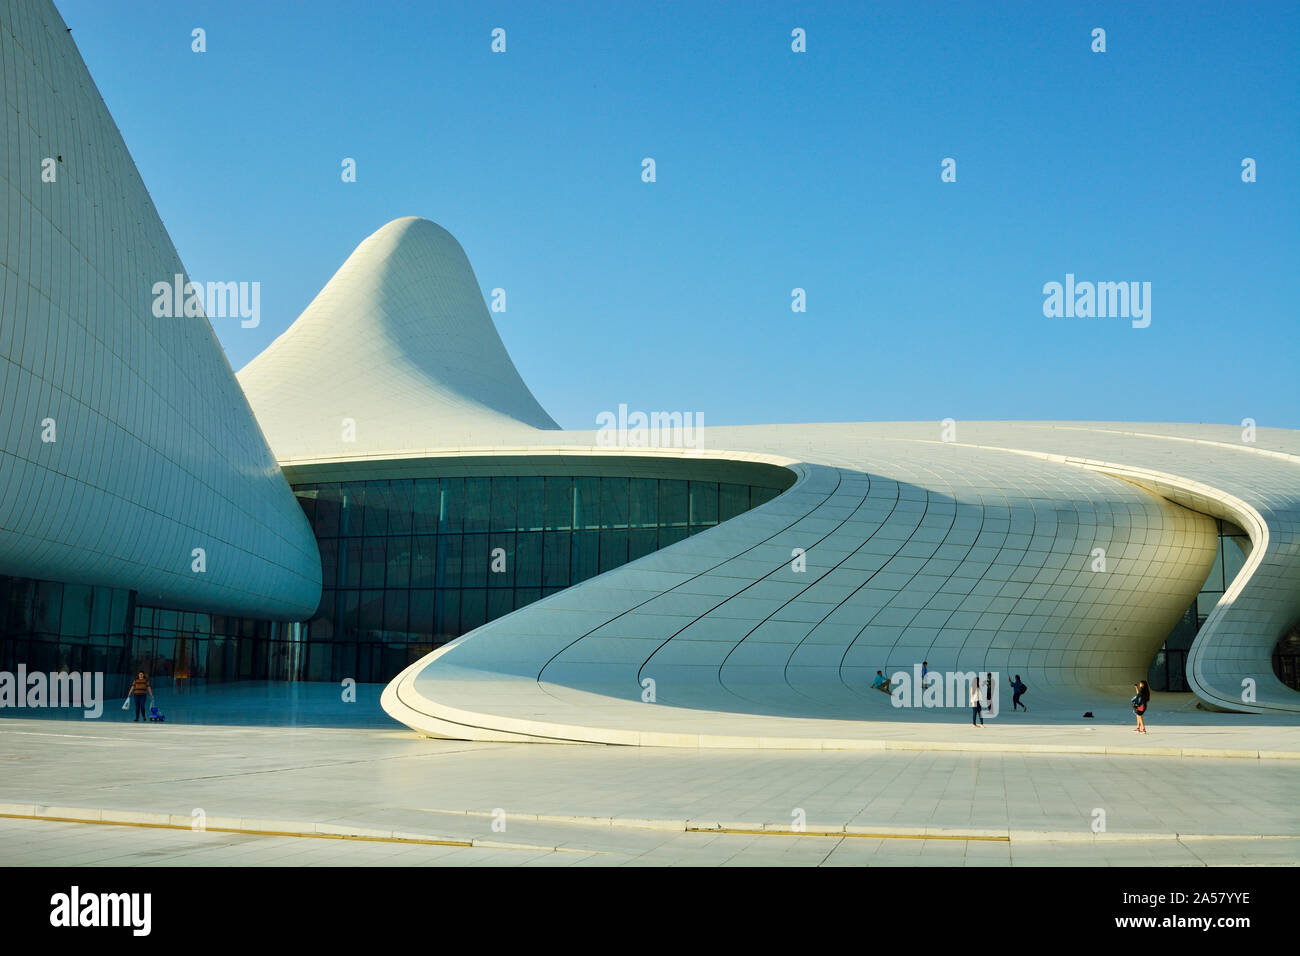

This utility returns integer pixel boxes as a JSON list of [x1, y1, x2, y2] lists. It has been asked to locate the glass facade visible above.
[[292, 476, 783, 682], [0, 471, 787, 687], [131, 609, 304, 683], [0, 575, 135, 695], [7, 490, 1281, 694]]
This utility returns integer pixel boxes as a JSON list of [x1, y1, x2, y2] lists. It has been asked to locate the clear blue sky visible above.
[[56, 0, 1299, 429]]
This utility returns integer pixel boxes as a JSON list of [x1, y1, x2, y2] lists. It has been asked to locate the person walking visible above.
[[1132, 680, 1150, 733], [129, 672, 152, 723], [1008, 674, 1027, 711], [985, 672, 994, 708], [970, 676, 984, 727]]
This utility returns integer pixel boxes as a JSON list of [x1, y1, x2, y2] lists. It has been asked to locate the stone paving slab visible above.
[[1, 713, 1297, 865]]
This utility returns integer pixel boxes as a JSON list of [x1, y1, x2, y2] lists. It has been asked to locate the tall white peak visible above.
[[239, 217, 559, 461], [0, 0, 320, 619]]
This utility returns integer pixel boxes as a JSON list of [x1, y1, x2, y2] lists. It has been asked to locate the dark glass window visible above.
[[314, 484, 342, 536], [436, 536, 463, 588], [341, 538, 363, 589], [33, 580, 62, 636], [411, 535, 437, 588], [439, 478, 465, 534], [630, 478, 658, 528], [338, 590, 360, 639], [408, 590, 435, 639], [383, 590, 409, 636], [386, 536, 412, 589], [464, 478, 491, 533], [689, 481, 719, 527], [319, 539, 339, 588], [89, 586, 115, 637], [434, 590, 460, 638], [518, 478, 545, 532], [361, 537, 386, 589], [600, 529, 628, 572], [659, 480, 688, 528], [516, 532, 542, 587], [363, 482, 390, 538], [572, 531, 600, 583], [358, 590, 385, 638], [412, 479, 440, 533], [59, 584, 92, 640], [462, 534, 489, 589], [720, 483, 749, 522], [544, 477, 572, 530], [387, 479, 414, 535], [339, 482, 367, 536], [543, 532, 571, 588], [306, 643, 331, 680], [601, 477, 630, 529], [574, 477, 600, 530], [490, 477, 517, 531]]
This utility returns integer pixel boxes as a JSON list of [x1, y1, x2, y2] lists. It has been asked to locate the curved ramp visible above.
[[381, 425, 1300, 741]]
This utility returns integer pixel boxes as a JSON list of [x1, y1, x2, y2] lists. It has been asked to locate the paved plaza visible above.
[[0, 683, 1296, 867]]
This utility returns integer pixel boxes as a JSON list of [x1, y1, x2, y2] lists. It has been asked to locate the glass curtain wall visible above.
[[293, 476, 782, 682]]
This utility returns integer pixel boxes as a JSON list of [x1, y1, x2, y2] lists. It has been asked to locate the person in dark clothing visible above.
[[129, 672, 152, 722], [1009, 674, 1027, 711], [1132, 680, 1150, 733]]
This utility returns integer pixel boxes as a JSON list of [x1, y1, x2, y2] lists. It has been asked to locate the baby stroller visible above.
[[148, 703, 166, 722]]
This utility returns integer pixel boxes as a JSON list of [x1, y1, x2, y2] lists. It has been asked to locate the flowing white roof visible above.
[[238, 217, 558, 459]]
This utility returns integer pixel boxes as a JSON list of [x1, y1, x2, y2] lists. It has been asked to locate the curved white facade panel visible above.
[[0, 0, 320, 618], [373, 441, 1298, 735], [365, 422, 1300, 738], [224, 214, 1300, 735], [378, 423, 1300, 741], [218, 213, 1300, 731], [377, 433, 1244, 744], [238, 217, 559, 461]]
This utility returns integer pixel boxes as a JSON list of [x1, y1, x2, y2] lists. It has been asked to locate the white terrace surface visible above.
[[377, 422, 1300, 743]]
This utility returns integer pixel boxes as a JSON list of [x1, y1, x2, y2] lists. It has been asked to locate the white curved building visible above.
[[0, 0, 320, 621], [2, 0, 1297, 735], [373, 420, 1300, 742], [230, 219, 1300, 734]]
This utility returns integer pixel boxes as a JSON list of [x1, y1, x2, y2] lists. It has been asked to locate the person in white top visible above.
[[970, 677, 984, 727]]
